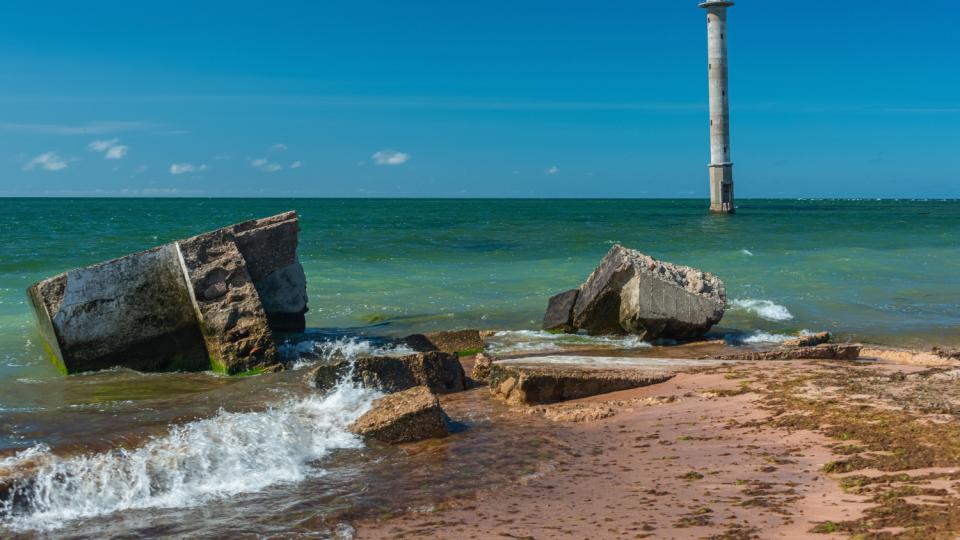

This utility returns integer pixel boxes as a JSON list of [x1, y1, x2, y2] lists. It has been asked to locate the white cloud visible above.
[[105, 145, 128, 160], [545, 165, 559, 175], [87, 138, 119, 152], [169, 163, 206, 175], [372, 149, 409, 165], [290, 160, 302, 169], [0, 121, 154, 135], [87, 138, 128, 160], [23, 151, 68, 171], [250, 157, 282, 173], [270, 143, 288, 152]]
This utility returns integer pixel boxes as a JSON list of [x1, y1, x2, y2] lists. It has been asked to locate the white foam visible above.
[[730, 299, 794, 322], [742, 249, 754, 256], [0, 377, 381, 532], [487, 330, 652, 354], [498, 355, 720, 368], [279, 337, 415, 370]]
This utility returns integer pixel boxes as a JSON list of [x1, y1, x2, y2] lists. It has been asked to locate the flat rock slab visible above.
[[349, 386, 450, 444], [487, 361, 675, 405], [401, 330, 485, 354], [28, 211, 306, 375], [713, 344, 861, 362], [307, 352, 467, 394]]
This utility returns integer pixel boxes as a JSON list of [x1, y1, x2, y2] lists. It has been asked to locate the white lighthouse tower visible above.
[[700, 1, 735, 214]]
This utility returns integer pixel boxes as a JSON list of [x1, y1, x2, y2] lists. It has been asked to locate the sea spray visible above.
[[0, 369, 381, 532], [279, 336, 415, 369], [730, 299, 794, 322], [487, 330, 652, 355]]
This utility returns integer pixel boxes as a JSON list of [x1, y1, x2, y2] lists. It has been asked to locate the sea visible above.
[[0, 198, 958, 536]]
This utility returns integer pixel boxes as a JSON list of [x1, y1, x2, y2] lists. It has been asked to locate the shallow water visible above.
[[0, 198, 958, 535]]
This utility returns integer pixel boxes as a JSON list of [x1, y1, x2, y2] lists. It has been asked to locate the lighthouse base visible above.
[[709, 164, 735, 214]]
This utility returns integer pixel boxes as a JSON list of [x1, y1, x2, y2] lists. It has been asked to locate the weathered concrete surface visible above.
[[307, 352, 467, 394], [27, 211, 306, 374], [487, 362, 675, 406], [783, 332, 831, 348], [701, 0, 735, 214], [401, 330, 485, 354], [27, 244, 208, 374], [230, 212, 308, 332], [712, 343, 861, 362], [177, 229, 278, 374], [349, 386, 449, 444], [471, 352, 493, 383], [547, 245, 725, 340], [542, 289, 579, 333]]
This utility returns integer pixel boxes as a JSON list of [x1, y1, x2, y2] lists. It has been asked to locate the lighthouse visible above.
[[700, 1, 735, 214]]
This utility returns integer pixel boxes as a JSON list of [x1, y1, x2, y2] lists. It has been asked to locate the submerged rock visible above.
[[349, 386, 449, 444], [401, 329, 485, 354], [307, 352, 467, 394], [544, 245, 726, 340], [487, 362, 674, 405], [27, 212, 307, 375]]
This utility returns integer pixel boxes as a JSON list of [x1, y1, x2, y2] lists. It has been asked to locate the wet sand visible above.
[[355, 354, 960, 539]]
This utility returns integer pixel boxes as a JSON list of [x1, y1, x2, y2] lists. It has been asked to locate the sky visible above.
[[0, 0, 957, 198]]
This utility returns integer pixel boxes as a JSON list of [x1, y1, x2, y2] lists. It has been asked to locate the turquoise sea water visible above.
[[2, 198, 959, 383], [1, 197, 959, 536]]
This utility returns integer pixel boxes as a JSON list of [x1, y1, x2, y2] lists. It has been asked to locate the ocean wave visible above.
[[725, 329, 816, 345], [487, 330, 652, 354], [0, 367, 381, 532], [279, 337, 415, 369], [730, 299, 794, 322]]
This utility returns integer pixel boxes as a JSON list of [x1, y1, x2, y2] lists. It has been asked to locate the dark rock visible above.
[[471, 352, 494, 383], [349, 386, 449, 444], [933, 346, 960, 360], [783, 332, 831, 348], [487, 362, 674, 405], [307, 352, 467, 394], [401, 329, 485, 354], [542, 289, 579, 333], [557, 245, 725, 340], [203, 281, 228, 300]]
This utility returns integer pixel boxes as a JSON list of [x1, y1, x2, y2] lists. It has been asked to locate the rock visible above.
[[471, 352, 494, 382], [307, 352, 467, 394], [548, 245, 726, 340], [542, 289, 579, 333], [349, 386, 449, 444], [933, 346, 960, 360], [487, 362, 674, 405], [783, 332, 831, 348], [27, 212, 306, 375], [401, 329, 485, 354], [714, 344, 861, 361], [178, 228, 278, 374]]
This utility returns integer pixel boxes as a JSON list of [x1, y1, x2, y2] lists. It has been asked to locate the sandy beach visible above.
[[355, 352, 960, 539]]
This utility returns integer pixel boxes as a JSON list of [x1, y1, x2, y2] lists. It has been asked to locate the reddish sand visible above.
[[354, 362, 878, 539]]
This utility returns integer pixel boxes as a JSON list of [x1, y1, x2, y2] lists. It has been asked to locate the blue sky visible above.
[[0, 0, 957, 198]]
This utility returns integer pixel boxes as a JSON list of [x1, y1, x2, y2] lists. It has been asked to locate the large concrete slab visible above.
[[27, 211, 307, 375]]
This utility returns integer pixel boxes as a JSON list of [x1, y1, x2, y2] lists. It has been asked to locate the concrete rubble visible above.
[[27, 211, 308, 375], [349, 386, 450, 444], [306, 352, 467, 394], [487, 361, 675, 406], [544, 244, 726, 341]]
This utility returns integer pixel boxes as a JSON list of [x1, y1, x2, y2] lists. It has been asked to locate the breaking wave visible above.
[[486, 330, 652, 354], [0, 366, 381, 532], [279, 336, 415, 369], [730, 299, 794, 322]]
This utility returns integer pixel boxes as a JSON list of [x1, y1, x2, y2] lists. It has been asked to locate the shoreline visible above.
[[352, 346, 960, 539]]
